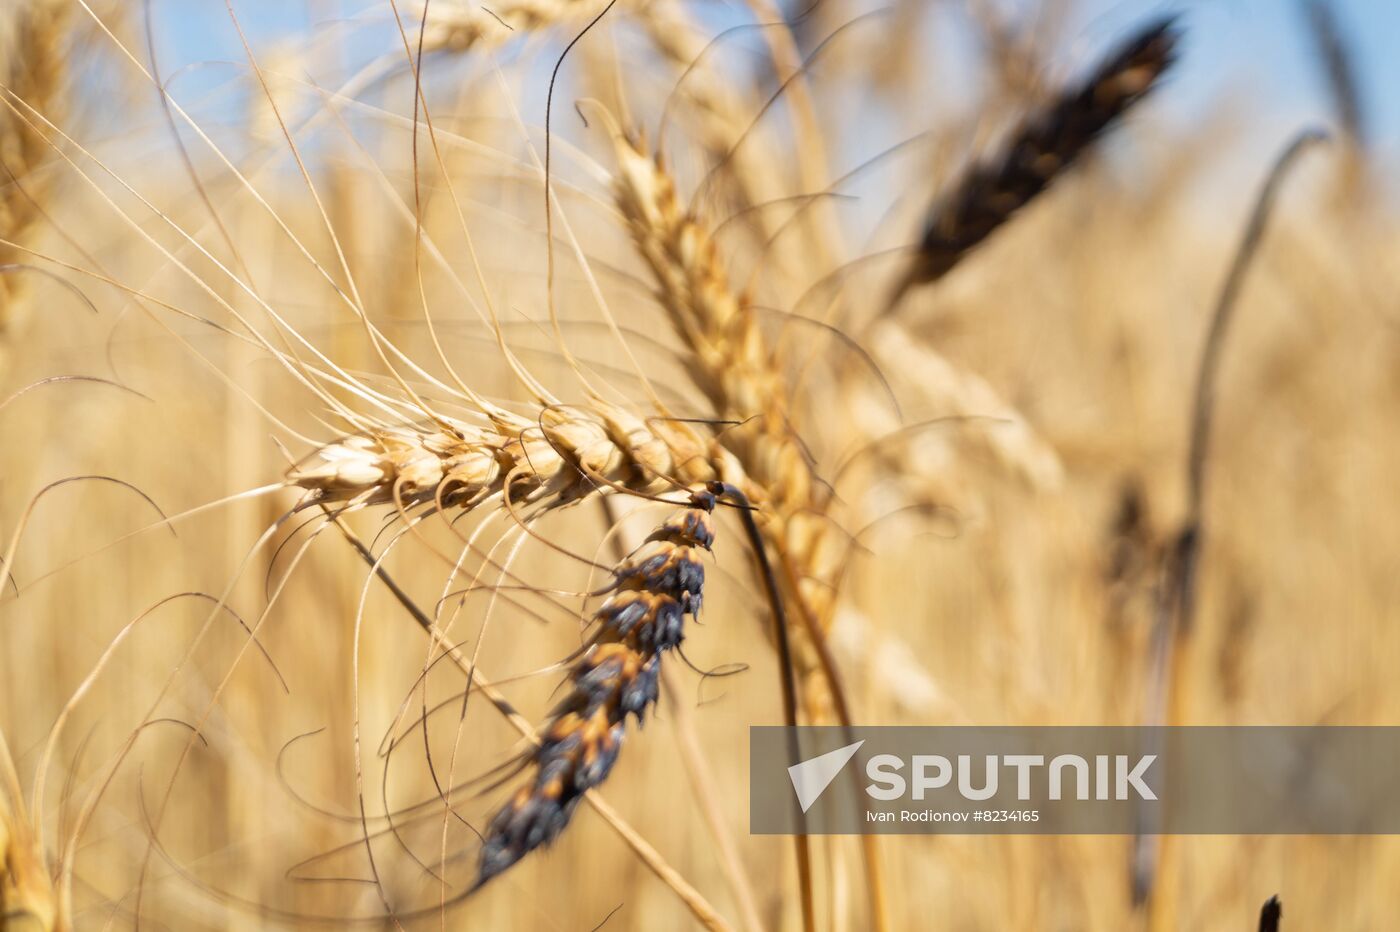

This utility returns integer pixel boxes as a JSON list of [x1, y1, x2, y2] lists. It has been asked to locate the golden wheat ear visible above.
[[885, 15, 1181, 312], [472, 490, 718, 889]]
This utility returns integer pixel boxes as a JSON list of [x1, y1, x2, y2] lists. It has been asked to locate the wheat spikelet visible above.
[[886, 16, 1179, 309], [475, 490, 716, 887], [0, 0, 68, 364]]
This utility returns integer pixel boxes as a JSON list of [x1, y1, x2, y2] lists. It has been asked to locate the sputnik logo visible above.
[[787, 740, 864, 813]]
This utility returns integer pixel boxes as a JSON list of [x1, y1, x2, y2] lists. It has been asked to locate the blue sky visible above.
[[1132, 0, 1400, 151], [144, 0, 1400, 188]]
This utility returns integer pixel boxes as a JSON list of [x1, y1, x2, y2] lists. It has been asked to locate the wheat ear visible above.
[[861, 317, 1065, 492], [286, 400, 747, 513], [0, 0, 69, 364], [611, 126, 858, 708], [886, 16, 1180, 310], [474, 488, 717, 887], [611, 131, 815, 514]]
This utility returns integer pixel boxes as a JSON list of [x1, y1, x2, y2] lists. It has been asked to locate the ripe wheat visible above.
[[286, 401, 746, 513]]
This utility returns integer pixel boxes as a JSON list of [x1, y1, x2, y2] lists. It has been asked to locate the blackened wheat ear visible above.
[[474, 489, 717, 888], [886, 16, 1180, 311]]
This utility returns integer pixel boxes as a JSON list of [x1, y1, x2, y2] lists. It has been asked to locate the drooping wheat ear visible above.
[[0, 0, 68, 358], [1, 732, 60, 932], [286, 399, 748, 513], [408, 0, 610, 54], [474, 489, 716, 887], [885, 16, 1180, 311]]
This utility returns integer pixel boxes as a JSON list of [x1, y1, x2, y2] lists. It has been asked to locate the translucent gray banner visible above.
[[749, 727, 1400, 834]]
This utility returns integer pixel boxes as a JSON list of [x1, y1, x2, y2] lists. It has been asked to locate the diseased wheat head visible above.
[[886, 16, 1180, 309], [475, 488, 716, 887]]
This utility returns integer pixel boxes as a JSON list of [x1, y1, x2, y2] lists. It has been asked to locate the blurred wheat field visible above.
[[2, 0, 1399, 929]]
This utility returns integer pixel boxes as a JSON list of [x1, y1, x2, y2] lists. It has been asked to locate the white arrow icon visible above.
[[787, 740, 865, 813]]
